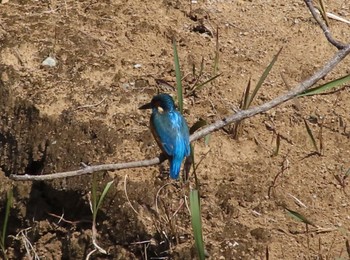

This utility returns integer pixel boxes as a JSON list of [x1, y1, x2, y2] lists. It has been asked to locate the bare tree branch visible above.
[[9, 44, 350, 181], [10, 157, 164, 181], [304, 0, 347, 49], [8, 2, 350, 181], [190, 45, 350, 141]]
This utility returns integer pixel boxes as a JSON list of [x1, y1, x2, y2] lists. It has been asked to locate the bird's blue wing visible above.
[[151, 111, 190, 157], [151, 110, 190, 179]]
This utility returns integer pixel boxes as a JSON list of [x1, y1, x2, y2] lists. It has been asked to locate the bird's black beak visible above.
[[139, 102, 152, 110]]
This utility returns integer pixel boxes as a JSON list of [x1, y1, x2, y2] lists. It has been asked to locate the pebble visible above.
[[42, 56, 57, 67]]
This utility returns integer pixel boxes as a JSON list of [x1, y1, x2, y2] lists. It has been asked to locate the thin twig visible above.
[[47, 212, 90, 225], [184, 195, 191, 215], [64, 0, 68, 16], [124, 174, 139, 215], [315, 9, 350, 25], [74, 97, 107, 111], [155, 182, 173, 214], [11, 228, 40, 260], [288, 193, 308, 208], [171, 198, 185, 220], [86, 249, 97, 260]]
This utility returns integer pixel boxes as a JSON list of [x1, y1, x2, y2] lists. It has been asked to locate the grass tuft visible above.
[[88, 173, 114, 258], [0, 188, 12, 260], [247, 47, 283, 107], [233, 48, 283, 138], [173, 39, 184, 114]]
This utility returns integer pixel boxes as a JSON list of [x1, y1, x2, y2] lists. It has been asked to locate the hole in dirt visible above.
[[24, 141, 49, 176], [26, 182, 92, 229]]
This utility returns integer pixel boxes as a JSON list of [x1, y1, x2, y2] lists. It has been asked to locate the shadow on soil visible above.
[[0, 78, 163, 259]]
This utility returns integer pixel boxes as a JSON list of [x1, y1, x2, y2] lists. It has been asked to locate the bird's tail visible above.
[[169, 157, 182, 179]]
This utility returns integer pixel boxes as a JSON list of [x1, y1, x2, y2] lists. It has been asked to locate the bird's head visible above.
[[139, 93, 176, 112]]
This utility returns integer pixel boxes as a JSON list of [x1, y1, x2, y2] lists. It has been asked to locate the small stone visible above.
[[42, 56, 57, 67]]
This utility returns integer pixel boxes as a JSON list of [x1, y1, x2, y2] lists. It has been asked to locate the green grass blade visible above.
[[190, 144, 198, 185], [204, 134, 210, 146], [173, 39, 183, 114], [213, 26, 219, 75], [199, 57, 204, 77], [345, 167, 350, 176], [92, 173, 98, 219], [1, 188, 13, 249], [96, 180, 114, 211], [303, 118, 319, 153], [298, 74, 350, 97], [285, 207, 315, 226], [248, 47, 283, 107], [192, 73, 222, 93], [272, 134, 281, 157], [183, 144, 194, 182], [242, 77, 251, 110], [190, 189, 205, 260], [0, 243, 5, 260]]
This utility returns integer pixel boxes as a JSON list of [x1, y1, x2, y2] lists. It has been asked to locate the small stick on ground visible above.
[[124, 174, 139, 215], [75, 97, 107, 111]]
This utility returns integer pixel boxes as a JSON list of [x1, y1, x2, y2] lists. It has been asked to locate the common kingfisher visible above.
[[139, 93, 190, 179]]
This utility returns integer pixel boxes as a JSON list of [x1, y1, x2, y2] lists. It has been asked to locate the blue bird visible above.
[[139, 93, 191, 179]]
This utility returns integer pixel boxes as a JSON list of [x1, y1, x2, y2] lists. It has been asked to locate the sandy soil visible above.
[[1, 0, 350, 259]]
